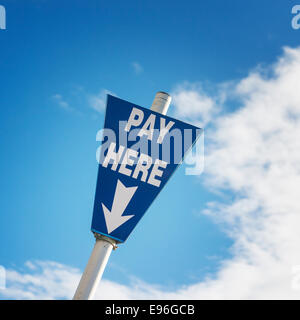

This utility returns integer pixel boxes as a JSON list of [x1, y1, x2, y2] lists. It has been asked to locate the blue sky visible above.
[[1, 1, 300, 299]]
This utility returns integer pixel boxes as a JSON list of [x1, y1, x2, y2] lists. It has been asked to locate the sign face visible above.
[[91, 95, 201, 242]]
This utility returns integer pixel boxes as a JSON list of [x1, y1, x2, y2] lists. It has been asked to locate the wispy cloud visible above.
[[52, 94, 73, 111], [51, 88, 117, 115], [88, 89, 117, 113], [131, 61, 143, 75], [171, 83, 222, 127], [0, 260, 180, 300], [1, 261, 80, 300]]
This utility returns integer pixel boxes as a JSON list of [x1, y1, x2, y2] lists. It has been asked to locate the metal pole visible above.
[[151, 91, 172, 115], [72, 91, 171, 300], [73, 234, 117, 300]]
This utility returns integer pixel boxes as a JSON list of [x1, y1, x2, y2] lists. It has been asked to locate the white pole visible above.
[[151, 91, 172, 115], [73, 234, 117, 300], [72, 91, 172, 300]]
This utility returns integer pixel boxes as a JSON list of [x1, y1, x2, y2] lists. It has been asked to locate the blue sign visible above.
[[91, 95, 201, 242]]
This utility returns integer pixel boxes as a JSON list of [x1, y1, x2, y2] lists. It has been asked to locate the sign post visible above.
[[73, 92, 200, 300]]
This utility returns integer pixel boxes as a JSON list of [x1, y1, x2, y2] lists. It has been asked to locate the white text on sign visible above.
[[97, 106, 204, 177], [124, 107, 175, 144], [102, 142, 167, 187], [101, 107, 176, 187]]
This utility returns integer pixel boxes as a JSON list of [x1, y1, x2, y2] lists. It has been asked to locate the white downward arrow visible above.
[[102, 179, 138, 234]]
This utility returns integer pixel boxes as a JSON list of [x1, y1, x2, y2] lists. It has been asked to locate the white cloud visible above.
[[0, 260, 185, 300], [1, 261, 80, 300], [3, 47, 300, 300], [171, 82, 222, 127], [52, 94, 72, 111], [186, 46, 300, 299], [89, 89, 117, 113], [131, 62, 143, 75]]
